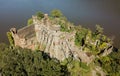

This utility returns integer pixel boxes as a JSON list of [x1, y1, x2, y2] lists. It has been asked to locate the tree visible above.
[[75, 27, 88, 46], [95, 48, 120, 76], [61, 57, 91, 76], [36, 11, 44, 19], [0, 45, 68, 76], [6, 32, 14, 46], [50, 9, 63, 18], [27, 18, 33, 25], [59, 21, 69, 32]]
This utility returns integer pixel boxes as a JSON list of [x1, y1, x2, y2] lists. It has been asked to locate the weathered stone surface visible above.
[[10, 15, 104, 64]]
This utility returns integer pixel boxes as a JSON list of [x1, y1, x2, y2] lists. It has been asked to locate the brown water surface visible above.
[[0, 0, 120, 48]]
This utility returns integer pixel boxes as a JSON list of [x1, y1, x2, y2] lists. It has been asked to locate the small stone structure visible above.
[[10, 14, 112, 64]]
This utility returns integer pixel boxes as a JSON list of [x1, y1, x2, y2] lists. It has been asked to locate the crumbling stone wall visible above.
[[10, 14, 103, 64], [10, 25, 36, 50]]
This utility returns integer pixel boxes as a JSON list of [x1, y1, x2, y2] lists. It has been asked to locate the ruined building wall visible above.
[[11, 15, 100, 64], [32, 15, 94, 63], [10, 24, 37, 50]]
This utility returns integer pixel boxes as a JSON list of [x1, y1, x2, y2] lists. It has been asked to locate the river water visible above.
[[0, 0, 120, 48]]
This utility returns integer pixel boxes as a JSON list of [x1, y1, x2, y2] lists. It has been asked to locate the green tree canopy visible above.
[[0, 45, 68, 76], [50, 9, 63, 18], [95, 48, 120, 76], [6, 32, 14, 46], [36, 11, 44, 19], [27, 18, 33, 26], [75, 27, 88, 46]]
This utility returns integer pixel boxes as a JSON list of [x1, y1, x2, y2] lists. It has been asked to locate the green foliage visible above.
[[50, 9, 63, 18], [80, 62, 90, 73], [75, 27, 88, 46], [61, 57, 91, 76], [0, 44, 68, 76], [27, 18, 33, 26], [99, 42, 108, 50], [36, 11, 44, 19], [74, 24, 112, 55], [60, 22, 67, 32], [35, 43, 40, 50], [27, 11, 44, 25], [95, 48, 120, 76], [59, 21, 70, 32], [6, 32, 14, 46]]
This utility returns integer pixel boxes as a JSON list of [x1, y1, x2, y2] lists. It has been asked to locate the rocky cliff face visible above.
[[10, 14, 113, 66]]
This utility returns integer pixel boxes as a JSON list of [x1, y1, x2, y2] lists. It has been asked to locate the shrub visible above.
[[50, 9, 63, 18], [6, 32, 14, 46], [75, 27, 88, 46], [61, 58, 91, 76], [27, 18, 33, 26], [36, 11, 44, 19]]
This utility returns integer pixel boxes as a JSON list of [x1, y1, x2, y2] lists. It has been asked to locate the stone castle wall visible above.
[[11, 14, 111, 64]]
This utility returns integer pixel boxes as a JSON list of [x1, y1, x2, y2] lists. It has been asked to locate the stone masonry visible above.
[[10, 14, 104, 64]]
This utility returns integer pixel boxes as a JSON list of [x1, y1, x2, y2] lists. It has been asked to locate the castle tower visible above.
[[43, 14, 49, 26]]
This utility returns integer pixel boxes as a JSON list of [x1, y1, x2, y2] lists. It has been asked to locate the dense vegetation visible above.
[[61, 57, 92, 76], [0, 44, 68, 76], [50, 9, 63, 18], [95, 48, 120, 76], [36, 11, 44, 19], [0, 43, 120, 76], [74, 25, 111, 55]]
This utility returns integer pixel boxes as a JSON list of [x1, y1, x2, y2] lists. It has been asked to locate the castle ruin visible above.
[[10, 14, 112, 64]]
